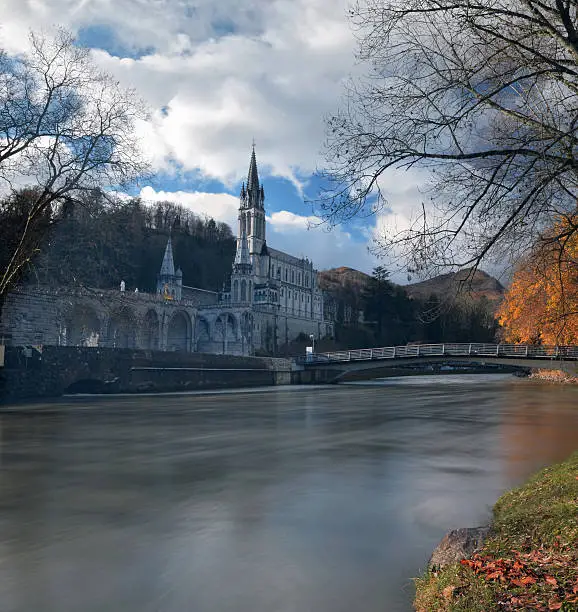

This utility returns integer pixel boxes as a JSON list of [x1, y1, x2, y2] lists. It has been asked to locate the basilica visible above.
[[1, 149, 332, 355]]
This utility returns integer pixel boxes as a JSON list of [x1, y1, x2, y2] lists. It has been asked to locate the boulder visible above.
[[429, 526, 490, 570]]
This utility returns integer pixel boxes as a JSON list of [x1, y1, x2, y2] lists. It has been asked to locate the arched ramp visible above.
[[108, 307, 137, 349], [66, 305, 101, 347], [167, 311, 192, 352], [141, 309, 160, 350]]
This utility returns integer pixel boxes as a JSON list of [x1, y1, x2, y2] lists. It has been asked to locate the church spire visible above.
[[157, 235, 182, 300], [159, 236, 175, 276], [247, 146, 260, 197]]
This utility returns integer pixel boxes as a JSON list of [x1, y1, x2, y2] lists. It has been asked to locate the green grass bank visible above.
[[414, 452, 578, 611]]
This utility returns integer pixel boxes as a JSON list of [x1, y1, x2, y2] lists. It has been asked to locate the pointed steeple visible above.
[[247, 146, 260, 196], [160, 236, 175, 276], [157, 235, 182, 300], [234, 230, 251, 267]]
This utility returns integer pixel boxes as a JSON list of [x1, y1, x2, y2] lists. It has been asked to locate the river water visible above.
[[0, 374, 577, 612]]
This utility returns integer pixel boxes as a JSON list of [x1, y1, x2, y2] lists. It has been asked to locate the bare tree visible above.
[[0, 29, 148, 303], [320, 0, 578, 276]]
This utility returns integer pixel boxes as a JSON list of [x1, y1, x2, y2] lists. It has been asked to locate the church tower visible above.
[[238, 145, 266, 256], [156, 236, 182, 300]]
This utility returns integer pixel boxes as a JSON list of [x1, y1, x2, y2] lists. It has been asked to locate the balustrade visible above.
[[296, 343, 578, 365]]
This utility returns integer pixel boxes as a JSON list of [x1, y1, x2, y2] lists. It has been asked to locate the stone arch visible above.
[[195, 316, 211, 353], [167, 311, 191, 352], [240, 311, 253, 355], [108, 306, 137, 348], [141, 309, 160, 350], [215, 312, 237, 352], [67, 304, 101, 347]]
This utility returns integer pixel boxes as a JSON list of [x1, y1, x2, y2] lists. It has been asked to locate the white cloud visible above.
[[0, 0, 358, 186]]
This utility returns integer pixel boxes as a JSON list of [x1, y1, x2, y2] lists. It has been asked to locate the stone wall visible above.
[[0, 287, 255, 354], [1, 286, 333, 356], [0, 346, 293, 403], [254, 309, 334, 353]]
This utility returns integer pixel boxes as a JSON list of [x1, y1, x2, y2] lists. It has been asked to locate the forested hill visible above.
[[32, 194, 236, 293], [319, 266, 505, 308], [405, 269, 505, 303], [318, 265, 501, 346]]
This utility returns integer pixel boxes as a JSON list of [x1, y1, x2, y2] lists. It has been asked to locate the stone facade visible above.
[[0, 148, 333, 356]]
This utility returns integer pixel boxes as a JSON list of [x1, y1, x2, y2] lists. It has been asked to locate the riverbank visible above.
[[414, 452, 578, 611], [530, 369, 578, 384]]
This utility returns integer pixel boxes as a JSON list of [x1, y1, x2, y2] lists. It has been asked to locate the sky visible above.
[[0, 0, 426, 279]]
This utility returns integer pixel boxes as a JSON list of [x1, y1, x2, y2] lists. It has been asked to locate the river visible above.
[[0, 374, 577, 612]]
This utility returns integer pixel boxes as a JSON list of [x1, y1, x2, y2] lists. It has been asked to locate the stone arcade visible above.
[[1, 149, 333, 355]]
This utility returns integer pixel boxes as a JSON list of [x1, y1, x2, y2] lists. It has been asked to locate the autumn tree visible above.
[[498, 216, 578, 344], [0, 30, 148, 308], [321, 0, 578, 276]]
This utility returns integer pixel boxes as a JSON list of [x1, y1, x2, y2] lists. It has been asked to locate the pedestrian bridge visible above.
[[294, 343, 578, 382]]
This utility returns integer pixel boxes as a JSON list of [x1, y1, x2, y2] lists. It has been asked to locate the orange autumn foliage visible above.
[[498, 217, 578, 345]]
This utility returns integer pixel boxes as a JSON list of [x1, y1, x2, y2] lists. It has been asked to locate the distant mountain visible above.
[[319, 266, 504, 302], [318, 266, 372, 293], [405, 268, 505, 303]]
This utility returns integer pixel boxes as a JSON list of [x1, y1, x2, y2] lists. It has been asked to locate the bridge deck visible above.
[[297, 343, 578, 366]]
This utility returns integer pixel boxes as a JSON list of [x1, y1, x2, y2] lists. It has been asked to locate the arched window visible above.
[[241, 279, 247, 302], [233, 279, 239, 302]]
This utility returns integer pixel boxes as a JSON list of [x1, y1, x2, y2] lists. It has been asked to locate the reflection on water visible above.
[[0, 374, 576, 612]]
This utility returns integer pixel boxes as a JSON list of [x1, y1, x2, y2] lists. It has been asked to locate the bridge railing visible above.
[[296, 343, 578, 365]]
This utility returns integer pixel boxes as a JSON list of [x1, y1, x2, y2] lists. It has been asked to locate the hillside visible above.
[[317, 266, 372, 293], [318, 266, 502, 346], [319, 266, 505, 303], [405, 268, 505, 303]]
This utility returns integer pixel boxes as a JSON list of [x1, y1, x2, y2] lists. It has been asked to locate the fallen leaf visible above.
[[548, 602, 562, 611], [442, 585, 455, 599], [545, 575, 558, 586], [486, 571, 503, 580]]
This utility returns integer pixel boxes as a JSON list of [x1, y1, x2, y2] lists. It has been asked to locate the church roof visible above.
[[267, 246, 313, 268], [159, 236, 175, 276]]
